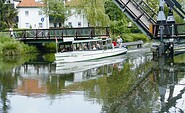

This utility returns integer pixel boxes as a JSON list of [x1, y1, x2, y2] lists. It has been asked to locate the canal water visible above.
[[0, 49, 185, 113]]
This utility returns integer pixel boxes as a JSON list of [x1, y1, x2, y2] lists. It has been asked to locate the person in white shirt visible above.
[[9, 27, 13, 37], [92, 45, 96, 50]]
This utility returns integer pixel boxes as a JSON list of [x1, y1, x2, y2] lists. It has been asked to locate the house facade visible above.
[[16, 0, 49, 29], [49, 0, 89, 28], [64, 9, 88, 28], [49, 9, 88, 28], [8, 0, 88, 29]]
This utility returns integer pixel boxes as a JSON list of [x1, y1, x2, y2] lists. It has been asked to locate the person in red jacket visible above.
[[112, 39, 117, 47]]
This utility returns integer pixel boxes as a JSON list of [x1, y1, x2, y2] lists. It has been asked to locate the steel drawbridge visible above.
[[114, 0, 185, 40]]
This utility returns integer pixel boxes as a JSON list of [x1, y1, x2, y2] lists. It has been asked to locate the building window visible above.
[[78, 22, 81, 27], [77, 10, 81, 14], [67, 10, 71, 15], [25, 11, 29, 16], [38, 11, 42, 15], [39, 23, 43, 28], [25, 23, 29, 28], [68, 22, 72, 27], [54, 23, 57, 28], [59, 23, 62, 27]]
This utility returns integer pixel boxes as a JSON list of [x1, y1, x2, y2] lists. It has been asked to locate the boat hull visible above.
[[55, 48, 127, 63]]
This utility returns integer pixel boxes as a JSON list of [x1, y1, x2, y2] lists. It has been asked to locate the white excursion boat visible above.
[[55, 37, 127, 63]]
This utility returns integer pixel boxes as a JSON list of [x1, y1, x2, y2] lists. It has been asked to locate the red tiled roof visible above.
[[17, 0, 44, 8]]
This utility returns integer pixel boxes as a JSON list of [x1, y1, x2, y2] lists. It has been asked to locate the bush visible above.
[[129, 34, 149, 42], [121, 33, 149, 42], [122, 34, 133, 42], [43, 42, 56, 50], [2, 41, 21, 55], [0, 32, 38, 56]]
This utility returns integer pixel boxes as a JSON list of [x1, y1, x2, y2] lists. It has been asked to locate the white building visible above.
[[16, 0, 49, 29], [12, 0, 88, 29], [64, 9, 88, 28], [49, 0, 89, 28]]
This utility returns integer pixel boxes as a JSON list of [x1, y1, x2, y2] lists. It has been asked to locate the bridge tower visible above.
[[153, 0, 177, 58], [166, 5, 176, 57], [156, 0, 167, 56]]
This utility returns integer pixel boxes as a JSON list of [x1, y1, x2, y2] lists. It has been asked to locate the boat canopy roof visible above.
[[63, 37, 110, 44], [73, 38, 103, 44], [63, 37, 74, 42]]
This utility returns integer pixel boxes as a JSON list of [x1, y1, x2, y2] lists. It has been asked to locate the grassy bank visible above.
[[0, 33, 38, 56]]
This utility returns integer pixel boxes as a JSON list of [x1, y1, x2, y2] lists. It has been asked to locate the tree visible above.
[[4, 4, 18, 28], [104, 0, 140, 35], [43, 0, 70, 27], [71, 0, 110, 27], [0, 1, 17, 30]]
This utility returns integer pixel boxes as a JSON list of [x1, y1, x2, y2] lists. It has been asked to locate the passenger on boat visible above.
[[112, 40, 117, 47], [83, 44, 88, 50], [96, 43, 100, 50], [79, 46, 82, 50], [61, 48, 66, 52], [117, 36, 123, 47], [92, 45, 96, 50]]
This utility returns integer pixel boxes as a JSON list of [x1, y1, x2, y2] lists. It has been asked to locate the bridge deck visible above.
[[1, 27, 110, 44]]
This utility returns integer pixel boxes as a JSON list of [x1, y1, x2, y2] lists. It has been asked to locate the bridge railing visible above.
[[130, 0, 157, 24], [151, 23, 185, 39], [114, 0, 157, 37], [1, 27, 110, 40]]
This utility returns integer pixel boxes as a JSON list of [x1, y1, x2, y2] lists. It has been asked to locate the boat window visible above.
[[101, 38, 113, 50], [83, 43, 88, 50], [65, 38, 110, 51], [60, 42, 73, 52]]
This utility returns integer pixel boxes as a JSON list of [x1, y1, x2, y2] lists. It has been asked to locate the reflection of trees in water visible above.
[[0, 72, 18, 113], [152, 55, 185, 113], [0, 54, 156, 113], [77, 55, 154, 113], [103, 67, 155, 113], [126, 54, 185, 113], [0, 54, 43, 113], [46, 74, 74, 96]]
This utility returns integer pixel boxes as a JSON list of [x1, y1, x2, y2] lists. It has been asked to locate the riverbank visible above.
[[0, 33, 38, 56]]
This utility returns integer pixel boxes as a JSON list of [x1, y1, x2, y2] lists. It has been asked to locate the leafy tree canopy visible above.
[[70, 0, 110, 27], [104, 0, 140, 35], [0, 1, 17, 30], [43, 0, 70, 26]]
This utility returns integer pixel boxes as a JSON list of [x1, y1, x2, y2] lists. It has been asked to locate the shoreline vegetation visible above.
[[0, 33, 38, 56]]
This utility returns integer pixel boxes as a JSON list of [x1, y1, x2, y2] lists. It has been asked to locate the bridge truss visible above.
[[114, 0, 185, 40]]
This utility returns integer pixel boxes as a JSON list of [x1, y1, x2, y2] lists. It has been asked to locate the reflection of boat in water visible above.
[[55, 37, 127, 63], [55, 55, 125, 83], [55, 55, 125, 75]]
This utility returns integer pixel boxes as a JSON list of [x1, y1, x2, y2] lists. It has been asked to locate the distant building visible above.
[[49, 0, 89, 28], [64, 9, 88, 28], [16, 0, 49, 29], [9, 0, 88, 29]]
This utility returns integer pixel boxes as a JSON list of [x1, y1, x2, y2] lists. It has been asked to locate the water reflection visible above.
[[152, 55, 185, 113], [0, 52, 185, 113], [55, 56, 125, 83], [106, 55, 185, 113]]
